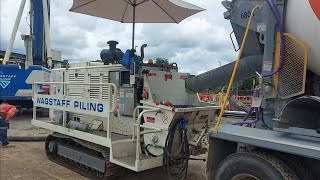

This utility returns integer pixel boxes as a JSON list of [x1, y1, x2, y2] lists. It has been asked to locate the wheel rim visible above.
[[231, 174, 260, 180]]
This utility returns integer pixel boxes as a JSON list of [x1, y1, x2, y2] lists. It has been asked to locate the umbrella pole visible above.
[[129, 1, 137, 85], [132, 1, 136, 51]]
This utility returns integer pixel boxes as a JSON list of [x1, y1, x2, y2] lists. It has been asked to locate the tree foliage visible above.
[[238, 77, 258, 90], [62, 59, 69, 68], [155, 58, 169, 67]]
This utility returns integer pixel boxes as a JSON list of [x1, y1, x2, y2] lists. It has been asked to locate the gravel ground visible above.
[[0, 112, 207, 180]]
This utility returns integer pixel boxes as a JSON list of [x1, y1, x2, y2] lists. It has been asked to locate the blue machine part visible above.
[[0, 65, 50, 100], [121, 49, 140, 70], [33, 0, 44, 66]]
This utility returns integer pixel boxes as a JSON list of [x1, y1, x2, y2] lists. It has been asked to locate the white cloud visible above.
[[0, 0, 237, 74]]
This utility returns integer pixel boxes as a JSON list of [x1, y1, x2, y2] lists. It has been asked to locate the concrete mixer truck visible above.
[[184, 0, 320, 179]]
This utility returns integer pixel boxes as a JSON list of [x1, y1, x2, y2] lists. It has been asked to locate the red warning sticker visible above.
[[147, 117, 155, 123], [180, 74, 188, 80], [165, 74, 173, 81], [263, 61, 273, 71], [147, 72, 157, 77]]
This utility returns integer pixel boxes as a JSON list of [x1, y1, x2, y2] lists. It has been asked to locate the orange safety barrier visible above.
[[198, 93, 252, 111], [198, 93, 214, 102]]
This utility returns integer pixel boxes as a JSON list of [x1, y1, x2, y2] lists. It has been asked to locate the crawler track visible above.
[[45, 133, 125, 180]]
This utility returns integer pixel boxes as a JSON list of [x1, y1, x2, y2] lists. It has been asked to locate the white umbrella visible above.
[[69, 0, 205, 50]]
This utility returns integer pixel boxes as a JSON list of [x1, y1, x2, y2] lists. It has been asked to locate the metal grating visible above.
[[68, 72, 86, 121], [89, 74, 110, 100], [277, 33, 308, 99], [89, 74, 102, 99], [68, 73, 86, 97], [102, 75, 110, 100]]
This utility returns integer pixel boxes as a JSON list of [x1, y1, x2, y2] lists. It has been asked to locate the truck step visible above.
[[111, 154, 163, 172]]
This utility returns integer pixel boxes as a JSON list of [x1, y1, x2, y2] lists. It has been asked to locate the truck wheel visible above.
[[214, 150, 299, 180], [272, 152, 317, 180]]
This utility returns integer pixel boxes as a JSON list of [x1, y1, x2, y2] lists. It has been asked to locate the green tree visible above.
[[62, 59, 69, 68], [155, 58, 169, 67], [239, 77, 258, 91]]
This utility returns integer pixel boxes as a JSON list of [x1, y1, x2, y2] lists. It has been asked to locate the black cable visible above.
[[260, 108, 272, 130], [163, 116, 190, 180]]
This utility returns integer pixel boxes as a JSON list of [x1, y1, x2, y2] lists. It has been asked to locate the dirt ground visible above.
[[0, 142, 206, 180], [0, 112, 207, 180]]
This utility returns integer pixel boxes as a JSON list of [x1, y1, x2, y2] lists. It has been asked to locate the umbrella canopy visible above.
[[69, 0, 205, 49]]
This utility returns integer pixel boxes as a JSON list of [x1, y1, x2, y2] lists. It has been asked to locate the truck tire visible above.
[[214, 150, 299, 180], [272, 152, 318, 180]]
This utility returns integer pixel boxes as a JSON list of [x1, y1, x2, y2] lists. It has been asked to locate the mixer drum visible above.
[[285, 0, 320, 76]]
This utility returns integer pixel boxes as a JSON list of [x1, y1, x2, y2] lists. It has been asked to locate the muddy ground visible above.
[[0, 112, 207, 180]]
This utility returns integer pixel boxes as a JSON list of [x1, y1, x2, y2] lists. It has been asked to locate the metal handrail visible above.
[[33, 82, 118, 135], [132, 106, 156, 139], [135, 108, 160, 161], [34, 82, 115, 85], [140, 129, 162, 135]]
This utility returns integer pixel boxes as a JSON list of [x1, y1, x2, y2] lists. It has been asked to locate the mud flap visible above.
[[206, 137, 237, 180]]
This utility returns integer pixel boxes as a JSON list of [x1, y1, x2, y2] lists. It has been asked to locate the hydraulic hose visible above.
[[214, 6, 259, 134], [163, 116, 189, 180], [233, 107, 254, 125], [233, 90, 260, 125], [8, 135, 47, 141], [263, 0, 285, 77], [233, 108, 260, 125]]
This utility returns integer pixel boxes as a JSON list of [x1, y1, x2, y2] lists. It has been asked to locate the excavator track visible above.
[[45, 133, 126, 180]]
